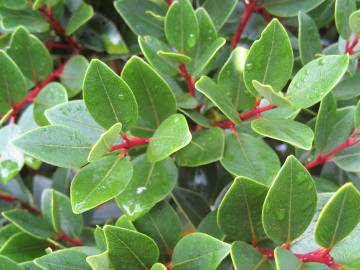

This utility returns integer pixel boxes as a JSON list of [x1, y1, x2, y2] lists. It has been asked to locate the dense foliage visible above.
[[0, 0, 360, 269]]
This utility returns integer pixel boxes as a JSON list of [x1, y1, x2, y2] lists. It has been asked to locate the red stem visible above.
[[345, 37, 359, 55], [179, 64, 196, 97], [165, 0, 173, 6], [165, 262, 173, 270], [109, 137, 150, 151], [305, 130, 360, 170], [0, 193, 41, 215], [56, 231, 83, 246], [295, 248, 342, 269], [46, 41, 74, 50], [230, 0, 257, 49]]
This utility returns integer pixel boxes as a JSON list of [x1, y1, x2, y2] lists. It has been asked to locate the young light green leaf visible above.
[[217, 177, 268, 242], [7, 26, 52, 81], [116, 154, 177, 220], [262, 156, 317, 244], [314, 183, 360, 248], [221, 133, 280, 185], [104, 225, 159, 270], [164, 0, 199, 52], [151, 263, 167, 270], [33, 82, 68, 126], [244, 19, 293, 95], [298, 11, 321, 65], [286, 55, 349, 108], [147, 114, 191, 162], [252, 80, 291, 107], [203, 0, 237, 31], [350, 10, 360, 36], [122, 56, 177, 137], [196, 76, 241, 125], [335, 0, 356, 39], [83, 59, 138, 129], [71, 155, 133, 214], [175, 127, 224, 167], [172, 233, 230, 270], [231, 241, 272, 270], [65, 2, 93, 35], [251, 119, 314, 150], [35, 249, 91, 270], [88, 123, 122, 162], [12, 125, 91, 168]]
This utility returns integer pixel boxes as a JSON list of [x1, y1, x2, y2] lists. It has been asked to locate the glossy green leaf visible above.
[[83, 59, 138, 129], [104, 225, 159, 270], [196, 76, 241, 125], [244, 19, 293, 95], [88, 123, 122, 162], [164, 0, 199, 52], [315, 183, 360, 248], [7, 26, 52, 81], [115, 216, 137, 231], [262, 156, 317, 244], [298, 11, 321, 65], [218, 47, 256, 111], [218, 177, 268, 242], [86, 251, 113, 270], [333, 73, 360, 101], [0, 255, 20, 270], [0, 0, 27, 10], [350, 10, 360, 35], [0, 50, 26, 114], [71, 155, 133, 214], [151, 263, 167, 270], [122, 56, 177, 136], [172, 233, 230, 270], [336, 144, 360, 171], [203, 0, 237, 31], [33, 82, 68, 126], [45, 100, 105, 144], [147, 114, 191, 162], [251, 119, 314, 150], [286, 55, 349, 108], [252, 80, 291, 107], [335, 0, 356, 39], [231, 241, 272, 270], [262, 0, 326, 17], [175, 128, 224, 167], [12, 125, 91, 168], [60, 55, 89, 98], [157, 51, 191, 64], [35, 249, 91, 270], [221, 133, 280, 185], [65, 2, 93, 35], [116, 154, 177, 220]]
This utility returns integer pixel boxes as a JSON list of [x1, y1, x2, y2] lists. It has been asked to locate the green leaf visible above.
[[231, 241, 272, 270], [0, 50, 26, 115], [134, 201, 181, 260], [45, 100, 105, 144], [221, 133, 280, 185], [122, 56, 177, 137], [172, 233, 230, 270], [83, 59, 138, 129], [164, 0, 199, 52], [350, 10, 360, 36], [88, 123, 122, 162], [298, 12, 321, 65], [60, 55, 89, 98], [7, 26, 52, 81], [286, 55, 349, 108], [0, 124, 24, 184], [335, 0, 356, 39], [157, 51, 191, 64], [218, 47, 256, 111], [71, 155, 133, 214], [262, 156, 317, 244], [0, 255, 21, 270], [0, 0, 27, 10], [262, 0, 326, 17], [114, 0, 166, 38], [116, 154, 177, 220], [203, 0, 237, 31], [104, 225, 159, 270], [252, 81, 291, 107], [195, 76, 241, 125], [333, 73, 360, 101], [218, 177, 268, 242], [2, 210, 53, 239], [251, 119, 314, 150], [151, 263, 167, 270], [115, 216, 137, 231], [244, 19, 293, 95], [12, 125, 91, 168], [175, 127, 224, 167], [86, 251, 114, 270], [334, 145, 360, 172], [35, 249, 91, 270], [33, 82, 68, 126], [147, 114, 191, 162], [314, 183, 360, 248], [198, 211, 224, 240], [65, 2, 93, 35]]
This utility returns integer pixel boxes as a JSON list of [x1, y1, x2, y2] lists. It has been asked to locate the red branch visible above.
[[46, 41, 74, 50], [0, 193, 41, 215], [295, 248, 342, 269], [305, 130, 360, 170], [56, 231, 83, 246], [179, 64, 196, 97], [11, 63, 65, 117], [109, 137, 150, 151], [165, 0, 173, 6], [230, 0, 257, 48], [345, 37, 359, 55]]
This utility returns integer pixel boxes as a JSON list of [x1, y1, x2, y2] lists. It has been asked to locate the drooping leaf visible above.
[[252, 80, 291, 107]]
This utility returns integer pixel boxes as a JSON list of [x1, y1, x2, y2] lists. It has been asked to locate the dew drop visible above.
[[245, 63, 253, 71], [274, 208, 285, 220], [118, 94, 125, 101]]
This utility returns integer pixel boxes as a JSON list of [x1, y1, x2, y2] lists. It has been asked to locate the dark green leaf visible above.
[[35, 249, 91, 270], [335, 0, 356, 39], [231, 241, 272, 270]]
